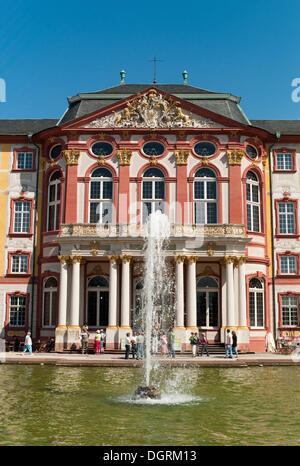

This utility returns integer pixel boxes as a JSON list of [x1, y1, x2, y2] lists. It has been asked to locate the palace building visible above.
[[0, 73, 299, 352]]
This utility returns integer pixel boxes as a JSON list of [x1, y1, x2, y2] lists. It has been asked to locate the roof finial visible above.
[[120, 70, 126, 85], [182, 70, 188, 85]]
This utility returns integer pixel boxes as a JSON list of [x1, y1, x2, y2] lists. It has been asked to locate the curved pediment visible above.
[[82, 89, 221, 129]]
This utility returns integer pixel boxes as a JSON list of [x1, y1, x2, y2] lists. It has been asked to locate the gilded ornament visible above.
[[174, 150, 189, 165], [58, 255, 69, 264], [63, 149, 80, 165], [69, 255, 83, 264], [178, 130, 186, 140], [149, 155, 158, 166], [227, 150, 244, 165], [98, 155, 106, 166], [117, 150, 132, 166], [201, 156, 209, 166], [174, 255, 186, 263], [186, 256, 198, 264], [107, 255, 119, 264], [207, 242, 215, 257], [90, 241, 99, 256], [120, 254, 132, 263]]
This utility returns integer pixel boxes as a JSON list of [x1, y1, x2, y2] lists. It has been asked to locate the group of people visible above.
[[125, 328, 176, 359], [80, 324, 105, 354], [189, 332, 210, 357]]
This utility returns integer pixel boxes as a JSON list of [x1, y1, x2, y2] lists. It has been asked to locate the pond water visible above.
[[0, 365, 300, 446]]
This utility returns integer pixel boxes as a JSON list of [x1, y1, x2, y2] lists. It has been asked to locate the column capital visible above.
[[186, 256, 198, 264], [174, 255, 186, 263], [220, 255, 235, 266], [63, 149, 80, 165], [117, 150, 132, 166], [237, 256, 247, 265], [119, 254, 132, 263], [227, 149, 244, 166], [174, 150, 189, 165], [58, 255, 69, 264], [107, 255, 119, 264], [69, 255, 83, 264]]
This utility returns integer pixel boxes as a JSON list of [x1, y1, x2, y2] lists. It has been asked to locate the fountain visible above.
[[132, 210, 173, 400]]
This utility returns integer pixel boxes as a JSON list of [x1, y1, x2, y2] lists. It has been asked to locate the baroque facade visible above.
[[0, 80, 299, 352]]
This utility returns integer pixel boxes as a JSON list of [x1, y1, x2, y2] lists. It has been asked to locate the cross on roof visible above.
[[148, 55, 162, 84]]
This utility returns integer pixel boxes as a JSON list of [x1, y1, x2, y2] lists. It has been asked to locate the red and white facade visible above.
[[0, 84, 299, 352]]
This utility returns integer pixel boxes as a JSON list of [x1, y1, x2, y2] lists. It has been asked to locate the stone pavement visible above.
[[2, 351, 300, 367]]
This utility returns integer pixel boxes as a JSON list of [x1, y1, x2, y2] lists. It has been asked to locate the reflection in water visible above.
[[0, 365, 300, 446]]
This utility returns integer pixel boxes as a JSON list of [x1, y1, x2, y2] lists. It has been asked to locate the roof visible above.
[[0, 119, 59, 135], [59, 83, 248, 125], [250, 120, 300, 135]]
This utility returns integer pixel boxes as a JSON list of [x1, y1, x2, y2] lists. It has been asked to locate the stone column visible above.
[[225, 256, 235, 327], [106, 255, 119, 349], [186, 256, 198, 330], [67, 255, 82, 349], [174, 255, 185, 328], [120, 255, 131, 328], [238, 257, 247, 327], [55, 255, 69, 351], [237, 256, 250, 351]]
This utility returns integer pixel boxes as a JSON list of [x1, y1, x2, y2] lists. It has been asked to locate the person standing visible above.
[[160, 333, 168, 356], [168, 329, 176, 358], [13, 335, 20, 352], [200, 333, 210, 357], [225, 329, 233, 359], [100, 329, 105, 353], [125, 332, 131, 359], [94, 330, 101, 354], [81, 327, 89, 354], [232, 330, 238, 358], [189, 332, 198, 357], [23, 332, 33, 355], [131, 331, 137, 359], [136, 331, 144, 360]]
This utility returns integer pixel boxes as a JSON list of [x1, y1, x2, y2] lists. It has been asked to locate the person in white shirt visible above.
[[225, 329, 233, 359], [125, 333, 131, 359], [23, 332, 33, 355]]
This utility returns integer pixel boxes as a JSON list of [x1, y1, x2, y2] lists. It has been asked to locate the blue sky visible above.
[[1, 0, 300, 120]]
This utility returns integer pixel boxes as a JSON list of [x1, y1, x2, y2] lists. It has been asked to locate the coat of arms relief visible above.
[[83, 89, 219, 129]]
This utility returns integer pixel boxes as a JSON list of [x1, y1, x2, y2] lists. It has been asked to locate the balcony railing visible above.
[[60, 223, 245, 238]]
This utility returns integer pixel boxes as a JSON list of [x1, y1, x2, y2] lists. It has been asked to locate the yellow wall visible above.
[[0, 143, 10, 275]]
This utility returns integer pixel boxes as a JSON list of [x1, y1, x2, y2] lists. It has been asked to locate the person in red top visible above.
[[200, 333, 210, 357]]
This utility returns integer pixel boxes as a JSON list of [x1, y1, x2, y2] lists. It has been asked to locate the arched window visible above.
[[249, 278, 264, 327], [194, 168, 217, 224], [197, 276, 219, 327], [87, 276, 109, 327], [43, 277, 57, 327], [246, 171, 260, 232], [47, 171, 61, 231], [142, 168, 165, 223], [89, 168, 113, 224]]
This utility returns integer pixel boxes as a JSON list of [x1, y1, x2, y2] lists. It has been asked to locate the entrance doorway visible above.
[[197, 276, 219, 328], [87, 276, 109, 327]]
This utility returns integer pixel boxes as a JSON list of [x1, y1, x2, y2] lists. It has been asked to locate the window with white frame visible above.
[[278, 203, 295, 234], [276, 153, 293, 171], [89, 168, 113, 224], [249, 278, 264, 327], [43, 277, 58, 327], [194, 168, 217, 224], [47, 171, 61, 231], [11, 255, 28, 273], [142, 168, 165, 223], [282, 295, 299, 326], [246, 171, 260, 232], [9, 295, 26, 327], [17, 152, 33, 170], [14, 201, 31, 233], [280, 256, 297, 274]]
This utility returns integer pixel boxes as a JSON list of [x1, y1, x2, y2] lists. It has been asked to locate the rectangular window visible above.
[[9, 295, 26, 327], [276, 153, 293, 171], [249, 291, 264, 327], [280, 256, 297, 274], [17, 152, 33, 170], [11, 255, 28, 273], [278, 203, 295, 234], [13, 201, 31, 233], [282, 296, 299, 326]]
